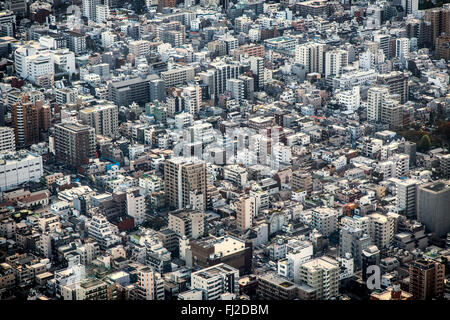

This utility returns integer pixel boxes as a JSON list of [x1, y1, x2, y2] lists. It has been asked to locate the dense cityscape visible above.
[[0, 0, 449, 302]]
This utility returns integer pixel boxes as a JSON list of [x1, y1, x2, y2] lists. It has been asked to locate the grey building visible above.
[[417, 181, 450, 238], [108, 74, 161, 107]]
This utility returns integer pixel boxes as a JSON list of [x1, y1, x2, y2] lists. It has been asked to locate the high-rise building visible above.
[[396, 179, 419, 218], [11, 98, 40, 148], [126, 188, 146, 226], [6, 0, 27, 18], [292, 171, 312, 195], [161, 66, 195, 88], [168, 209, 205, 239], [82, 0, 102, 21], [417, 181, 450, 238], [374, 34, 390, 58], [235, 196, 256, 232], [164, 157, 207, 210], [0, 127, 16, 152], [325, 49, 348, 78], [361, 245, 380, 281], [249, 56, 264, 91], [108, 74, 160, 107], [136, 266, 165, 300], [226, 78, 245, 104], [299, 256, 339, 300], [409, 259, 445, 300], [295, 42, 325, 75], [340, 225, 372, 270], [191, 263, 239, 300], [79, 104, 119, 138], [424, 6, 450, 45], [437, 154, 450, 178], [376, 71, 409, 104], [95, 4, 109, 24], [368, 213, 395, 249], [311, 207, 338, 236], [54, 122, 95, 168], [367, 85, 390, 122], [395, 37, 410, 61], [209, 61, 240, 97], [157, 0, 175, 12], [435, 34, 450, 61]]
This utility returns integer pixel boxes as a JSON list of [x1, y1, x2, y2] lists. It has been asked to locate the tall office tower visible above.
[[209, 61, 240, 97], [374, 34, 390, 58], [424, 6, 450, 45], [368, 213, 395, 249], [6, 0, 26, 18], [0, 127, 15, 152], [191, 263, 239, 300], [299, 257, 339, 300], [325, 49, 348, 78], [376, 71, 409, 104], [395, 37, 410, 60], [235, 196, 256, 232], [136, 267, 165, 300], [340, 226, 372, 270], [82, 0, 102, 21], [226, 78, 245, 104], [409, 259, 445, 300], [367, 86, 389, 122], [126, 188, 146, 226], [54, 122, 95, 168], [164, 157, 207, 210], [295, 42, 325, 74], [11, 98, 40, 148], [249, 56, 264, 91], [79, 104, 119, 138], [417, 181, 450, 238], [396, 179, 419, 219]]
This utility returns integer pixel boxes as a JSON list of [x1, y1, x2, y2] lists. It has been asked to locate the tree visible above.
[[417, 134, 432, 152]]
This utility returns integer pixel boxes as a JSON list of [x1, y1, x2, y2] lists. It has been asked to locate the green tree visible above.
[[417, 134, 432, 152]]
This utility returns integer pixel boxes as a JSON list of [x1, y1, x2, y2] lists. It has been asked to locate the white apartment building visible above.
[[367, 85, 389, 122], [191, 263, 239, 300], [325, 49, 348, 78], [0, 150, 43, 191], [126, 189, 146, 225], [0, 127, 16, 152], [295, 42, 325, 74], [277, 242, 313, 283]]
